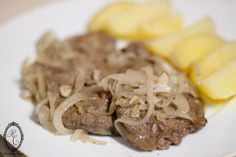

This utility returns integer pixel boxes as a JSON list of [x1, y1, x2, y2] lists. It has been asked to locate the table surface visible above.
[[0, 0, 54, 24], [0, 135, 26, 157]]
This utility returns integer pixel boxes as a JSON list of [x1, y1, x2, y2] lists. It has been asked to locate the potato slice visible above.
[[89, 1, 134, 31], [170, 32, 224, 71], [146, 17, 215, 58], [199, 59, 236, 100], [104, 0, 171, 40], [140, 11, 183, 39], [191, 42, 236, 83]]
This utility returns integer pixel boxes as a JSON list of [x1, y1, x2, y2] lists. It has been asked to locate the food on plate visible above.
[[198, 59, 236, 100], [115, 93, 205, 150], [146, 17, 215, 58], [190, 42, 236, 83], [89, 1, 234, 101], [170, 32, 224, 71], [21, 32, 206, 150], [89, 0, 183, 40]]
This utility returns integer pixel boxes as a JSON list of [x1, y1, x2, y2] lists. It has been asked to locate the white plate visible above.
[[0, 0, 236, 156]]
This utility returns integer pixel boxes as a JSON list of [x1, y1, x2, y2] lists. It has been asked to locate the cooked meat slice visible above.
[[184, 93, 207, 130], [62, 91, 117, 135], [115, 94, 207, 150], [22, 31, 207, 150], [22, 32, 119, 135]]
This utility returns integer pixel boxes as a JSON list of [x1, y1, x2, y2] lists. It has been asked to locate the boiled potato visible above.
[[199, 59, 236, 100], [191, 42, 236, 83], [146, 17, 215, 58], [102, 0, 171, 40], [170, 32, 224, 71], [140, 11, 183, 39], [89, 1, 134, 31]]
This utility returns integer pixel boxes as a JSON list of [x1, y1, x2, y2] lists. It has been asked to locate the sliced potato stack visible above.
[[89, 0, 183, 40], [191, 42, 236, 100], [198, 59, 236, 100]]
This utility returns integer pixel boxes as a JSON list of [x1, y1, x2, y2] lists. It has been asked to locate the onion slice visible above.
[[53, 93, 86, 135], [115, 66, 154, 127]]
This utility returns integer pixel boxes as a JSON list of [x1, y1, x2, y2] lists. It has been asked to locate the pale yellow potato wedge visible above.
[[140, 11, 183, 39], [170, 32, 224, 71], [104, 0, 171, 40], [199, 59, 236, 100], [146, 17, 215, 58], [89, 1, 134, 31], [191, 41, 236, 83]]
